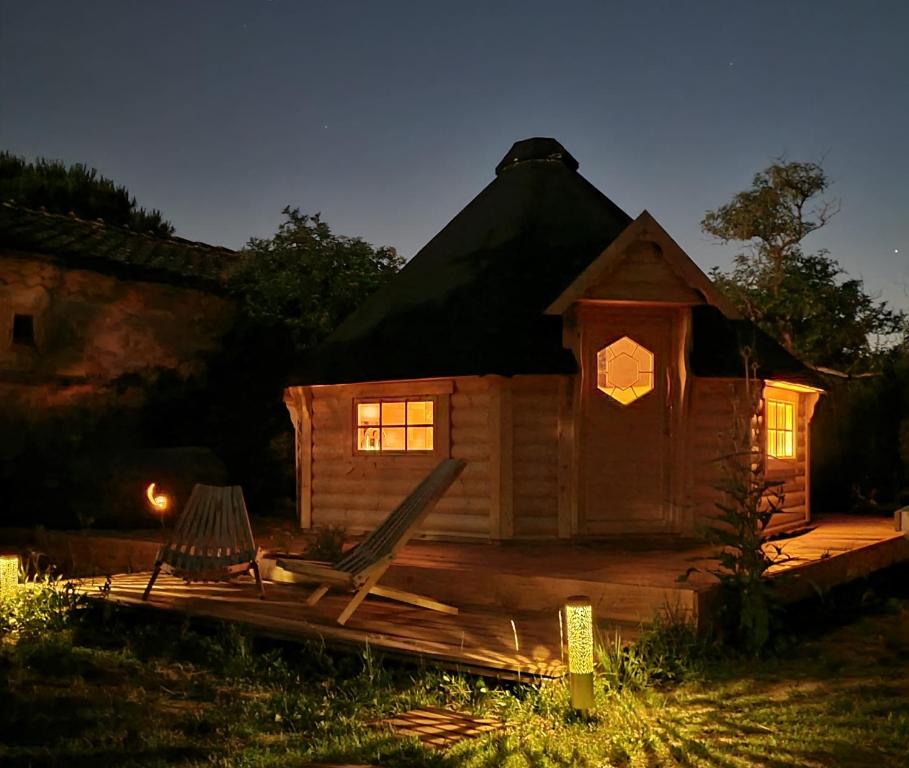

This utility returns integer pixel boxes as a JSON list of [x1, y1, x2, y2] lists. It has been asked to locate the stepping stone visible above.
[[376, 707, 504, 749], [302, 764, 380, 767]]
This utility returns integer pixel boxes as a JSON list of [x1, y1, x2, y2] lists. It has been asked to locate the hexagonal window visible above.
[[596, 336, 654, 405]]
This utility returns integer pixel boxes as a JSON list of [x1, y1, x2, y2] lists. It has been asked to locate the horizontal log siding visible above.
[[310, 377, 491, 538], [688, 378, 751, 530], [511, 376, 561, 537], [688, 379, 810, 532]]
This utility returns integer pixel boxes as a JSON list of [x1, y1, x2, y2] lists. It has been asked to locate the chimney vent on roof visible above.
[[495, 137, 579, 175]]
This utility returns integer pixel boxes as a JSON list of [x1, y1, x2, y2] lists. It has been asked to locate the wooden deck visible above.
[[764, 515, 909, 598], [63, 515, 909, 677], [83, 572, 570, 679], [263, 514, 909, 627]]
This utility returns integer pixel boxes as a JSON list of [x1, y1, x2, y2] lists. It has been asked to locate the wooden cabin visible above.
[[284, 138, 823, 542]]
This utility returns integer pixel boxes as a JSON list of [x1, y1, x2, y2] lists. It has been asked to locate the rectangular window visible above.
[[12, 314, 35, 346], [356, 398, 434, 453], [766, 399, 795, 459]]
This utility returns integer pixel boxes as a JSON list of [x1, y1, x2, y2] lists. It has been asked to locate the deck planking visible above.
[[65, 516, 909, 676], [82, 572, 572, 678]]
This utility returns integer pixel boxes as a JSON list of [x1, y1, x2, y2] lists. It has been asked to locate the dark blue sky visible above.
[[1, 1, 906, 310]]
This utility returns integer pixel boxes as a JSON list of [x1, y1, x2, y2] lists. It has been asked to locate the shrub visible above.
[[0, 581, 86, 641]]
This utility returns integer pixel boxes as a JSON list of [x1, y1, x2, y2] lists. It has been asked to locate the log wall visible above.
[[687, 378, 752, 532], [290, 372, 815, 541], [511, 376, 561, 538], [305, 377, 492, 539], [688, 379, 813, 533]]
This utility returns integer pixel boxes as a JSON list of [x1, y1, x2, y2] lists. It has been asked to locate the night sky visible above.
[[1, 1, 906, 311]]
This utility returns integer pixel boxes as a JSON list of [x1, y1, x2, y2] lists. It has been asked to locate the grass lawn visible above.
[[1, 573, 908, 767]]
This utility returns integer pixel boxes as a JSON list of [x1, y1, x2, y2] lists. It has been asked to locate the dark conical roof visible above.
[[295, 138, 632, 384]]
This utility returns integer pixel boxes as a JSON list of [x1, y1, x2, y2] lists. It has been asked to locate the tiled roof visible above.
[[0, 202, 238, 289]]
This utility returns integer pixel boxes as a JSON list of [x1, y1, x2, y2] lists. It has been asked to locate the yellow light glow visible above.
[[766, 399, 795, 459], [358, 427, 381, 451], [146, 483, 170, 512], [765, 379, 823, 394], [565, 597, 594, 674], [355, 398, 435, 452], [0, 554, 19, 600], [381, 400, 407, 425], [407, 426, 433, 451], [564, 595, 595, 712], [382, 426, 406, 451], [597, 336, 654, 405], [357, 402, 380, 425], [407, 399, 433, 424]]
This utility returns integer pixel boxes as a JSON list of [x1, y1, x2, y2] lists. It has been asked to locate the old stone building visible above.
[[0, 202, 239, 525]]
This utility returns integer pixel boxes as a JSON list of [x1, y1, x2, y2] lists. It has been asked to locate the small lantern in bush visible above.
[[0, 553, 19, 601], [564, 595, 595, 712]]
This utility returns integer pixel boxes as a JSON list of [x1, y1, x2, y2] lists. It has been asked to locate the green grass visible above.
[[1, 579, 909, 767]]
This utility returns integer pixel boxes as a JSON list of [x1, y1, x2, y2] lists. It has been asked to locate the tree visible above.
[[215, 209, 403, 513], [703, 160, 905, 371], [229, 207, 404, 352], [0, 151, 173, 236]]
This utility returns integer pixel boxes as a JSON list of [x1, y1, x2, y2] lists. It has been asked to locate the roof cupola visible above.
[[495, 137, 579, 175]]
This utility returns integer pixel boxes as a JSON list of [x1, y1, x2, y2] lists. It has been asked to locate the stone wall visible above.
[[0, 251, 236, 527], [0, 252, 232, 383]]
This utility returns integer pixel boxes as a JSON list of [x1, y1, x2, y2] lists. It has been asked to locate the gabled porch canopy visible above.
[[545, 210, 741, 318], [546, 210, 825, 389]]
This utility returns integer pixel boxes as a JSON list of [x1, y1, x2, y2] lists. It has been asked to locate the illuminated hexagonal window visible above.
[[596, 336, 654, 405]]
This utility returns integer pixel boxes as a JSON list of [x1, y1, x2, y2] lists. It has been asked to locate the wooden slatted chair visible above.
[[143, 484, 265, 601], [276, 458, 466, 625]]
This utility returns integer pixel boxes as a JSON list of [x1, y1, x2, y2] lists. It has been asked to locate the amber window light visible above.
[[357, 399, 434, 452], [766, 399, 795, 458], [596, 336, 654, 405]]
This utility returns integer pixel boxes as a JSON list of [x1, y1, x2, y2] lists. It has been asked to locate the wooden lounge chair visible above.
[[143, 484, 265, 601], [276, 458, 466, 625]]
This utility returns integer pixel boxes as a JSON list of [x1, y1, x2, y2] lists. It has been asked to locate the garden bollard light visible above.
[[564, 595, 595, 712], [0, 553, 19, 601]]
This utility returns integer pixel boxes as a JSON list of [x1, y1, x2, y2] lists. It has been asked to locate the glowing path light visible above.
[[564, 595, 595, 712], [145, 483, 170, 512], [0, 554, 19, 600]]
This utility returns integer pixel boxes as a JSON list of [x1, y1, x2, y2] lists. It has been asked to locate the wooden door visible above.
[[578, 306, 676, 535]]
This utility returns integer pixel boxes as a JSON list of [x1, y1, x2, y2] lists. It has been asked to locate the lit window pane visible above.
[[356, 398, 439, 453], [358, 427, 381, 451], [382, 401, 406, 425], [358, 402, 380, 426], [407, 400, 433, 425], [596, 336, 654, 405], [382, 427, 406, 451], [766, 398, 795, 458], [407, 426, 433, 451]]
